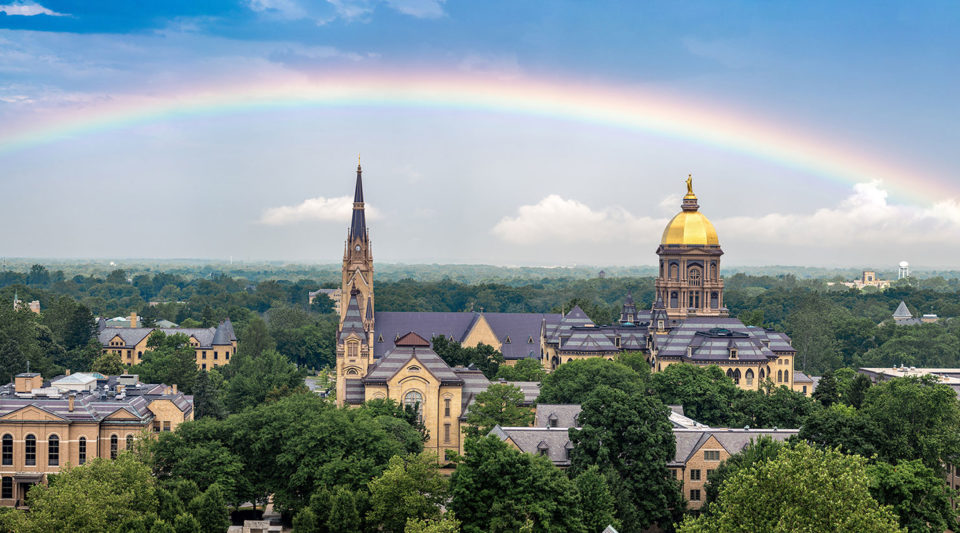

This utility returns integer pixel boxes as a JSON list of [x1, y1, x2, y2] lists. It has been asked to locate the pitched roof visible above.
[[211, 319, 236, 345], [364, 345, 462, 384], [349, 166, 367, 242], [535, 404, 581, 427], [671, 428, 799, 465], [339, 291, 367, 344], [98, 327, 220, 348], [490, 426, 575, 466], [893, 301, 913, 319], [395, 331, 430, 347]]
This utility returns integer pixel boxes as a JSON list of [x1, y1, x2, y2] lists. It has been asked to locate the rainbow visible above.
[[0, 71, 947, 203]]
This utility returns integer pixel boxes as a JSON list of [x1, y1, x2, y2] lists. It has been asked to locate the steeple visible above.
[[350, 161, 367, 242]]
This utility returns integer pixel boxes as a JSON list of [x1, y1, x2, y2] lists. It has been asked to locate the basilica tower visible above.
[[336, 162, 375, 403], [654, 176, 726, 319]]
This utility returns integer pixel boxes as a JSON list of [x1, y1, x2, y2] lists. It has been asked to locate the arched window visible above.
[[345, 368, 359, 376], [670, 291, 679, 308], [733, 369, 741, 385], [126, 435, 134, 450], [711, 292, 719, 309], [79, 437, 86, 465], [404, 391, 423, 411], [1, 435, 11, 466], [759, 368, 765, 380], [777, 370, 783, 382], [347, 341, 359, 358], [110, 435, 118, 460], [711, 262, 718, 280], [48, 435, 59, 466], [745, 369, 755, 386], [25, 435, 36, 466], [689, 268, 702, 287], [670, 264, 679, 280], [784, 370, 790, 382]]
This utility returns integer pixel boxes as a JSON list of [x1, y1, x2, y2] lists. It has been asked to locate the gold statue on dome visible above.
[[685, 174, 694, 195]]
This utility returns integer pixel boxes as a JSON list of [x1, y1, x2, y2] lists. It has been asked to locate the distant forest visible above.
[[3, 262, 960, 378]]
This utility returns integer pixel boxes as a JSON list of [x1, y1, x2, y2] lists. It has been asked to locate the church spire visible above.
[[349, 161, 366, 242]]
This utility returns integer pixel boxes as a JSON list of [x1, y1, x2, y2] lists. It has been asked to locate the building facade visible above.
[[98, 315, 237, 370], [0, 372, 192, 507]]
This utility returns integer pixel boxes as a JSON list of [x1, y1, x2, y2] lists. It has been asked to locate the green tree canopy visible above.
[[132, 332, 199, 394], [679, 442, 903, 533], [648, 364, 739, 426], [366, 452, 448, 533], [569, 385, 682, 532], [867, 459, 958, 533], [431, 335, 504, 379], [494, 358, 546, 381], [449, 436, 584, 533], [537, 358, 643, 404], [463, 383, 534, 438]]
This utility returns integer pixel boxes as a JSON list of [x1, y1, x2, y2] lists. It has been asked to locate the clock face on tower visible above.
[[355, 245, 361, 252]]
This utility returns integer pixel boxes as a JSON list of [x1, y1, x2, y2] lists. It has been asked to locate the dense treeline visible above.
[[7, 264, 960, 378]]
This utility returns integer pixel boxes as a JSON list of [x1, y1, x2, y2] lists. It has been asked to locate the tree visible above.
[[173, 513, 200, 533], [703, 436, 786, 509], [568, 385, 682, 532], [133, 332, 198, 394], [431, 336, 504, 379], [149, 520, 176, 533], [189, 484, 230, 533], [729, 384, 818, 429], [614, 351, 651, 379], [193, 370, 226, 419], [367, 453, 448, 533], [404, 514, 462, 533], [537, 358, 643, 404], [648, 364, 739, 426], [679, 442, 902, 533], [798, 403, 881, 459], [860, 376, 960, 470], [223, 349, 304, 413], [494, 358, 546, 381], [327, 488, 362, 533], [463, 384, 534, 438], [574, 465, 618, 533], [845, 373, 872, 409], [12, 454, 159, 533], [449, 436, 584, 533], [293, 506, 320, 533], [813, 370, 840, 407], [238, 316, 275, 358], [867, 459, 957, 533], [149, 419, 246, 506]]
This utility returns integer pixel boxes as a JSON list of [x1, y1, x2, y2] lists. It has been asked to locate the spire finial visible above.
[[685, 174, 694, 196], [357, 153, 361, 171]]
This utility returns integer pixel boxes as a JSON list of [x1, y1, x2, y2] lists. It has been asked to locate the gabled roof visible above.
[[395, 331, 430, 347], [489, 425, 575, 466], [893, 301, 913, 319], [364, 345, 461, 384], [339, 291, 367, 344], [535, 404, 582, 427]]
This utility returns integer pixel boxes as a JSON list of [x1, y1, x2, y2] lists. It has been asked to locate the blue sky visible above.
[[1, 1, 959, 267]]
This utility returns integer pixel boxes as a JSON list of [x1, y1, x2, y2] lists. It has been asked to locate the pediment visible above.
[[105, 407, 139, 420], [0, 404, 69, 422]]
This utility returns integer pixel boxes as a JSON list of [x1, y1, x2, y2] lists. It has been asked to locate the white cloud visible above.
[[259, 195, 380, 226], [720, 181, 960, 246], [385, 0, 445, 18], [492, 182, 960, 250], [246, 0, 309, 20], [491, 194, 666, 245], [0, 2, 64, 16]]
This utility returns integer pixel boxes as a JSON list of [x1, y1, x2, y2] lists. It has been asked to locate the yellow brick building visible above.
[[97, 314, 237, 370], [0, 372, 192, 507]]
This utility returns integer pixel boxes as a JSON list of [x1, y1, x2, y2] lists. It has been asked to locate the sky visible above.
[[1, 1, 959, 268]]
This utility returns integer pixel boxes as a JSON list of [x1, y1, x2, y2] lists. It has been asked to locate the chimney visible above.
[[65, 369, 71, 376], [129, 312, 138, 328], [172, 384, 178, 394], [117, 384, 125, 394], [68, 393, 75, 412]]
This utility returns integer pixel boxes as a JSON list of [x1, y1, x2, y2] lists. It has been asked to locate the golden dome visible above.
[[660, 175, 720, 246]]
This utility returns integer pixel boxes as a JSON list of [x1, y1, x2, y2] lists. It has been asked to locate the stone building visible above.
[[0, 372, 192, 507], [332, 166, 801, 415], [493, 403, 797, 510], [97, 314, 237, 370]]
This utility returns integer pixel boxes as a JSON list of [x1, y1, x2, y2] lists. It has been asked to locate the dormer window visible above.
[[548, 413, 559, 428], [537, 441, 549, 456], [615, 336, 621, 347], [658, 320, 665, 330], [408, 365, 421, 372], [378, 334, 383, 343], [528, 336, 534, 344], [729, 348, 738, 359], [505, 336, 511, 344]]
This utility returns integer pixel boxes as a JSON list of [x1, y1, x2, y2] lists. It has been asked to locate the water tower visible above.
[[898, 261, 910, 279]]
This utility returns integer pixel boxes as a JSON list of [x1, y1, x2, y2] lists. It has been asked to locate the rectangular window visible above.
[[202, 351, 207, 359], [214, 351, 218, 360], [48, 437, 59, 466], [25, 438, 36, 466], [690, 469, 701, 481], [163, 421, 171, 432], [1, 478, 11, 499], [704, 450, 720, 461], [79, 438, 86, 465], [707, 469, 714, 479], [444, 398, 451, 417], [153, 421, 161, 432], [690, 489, 701, 501], [202, 364, 207, 370], [444, 424, 451, 443]]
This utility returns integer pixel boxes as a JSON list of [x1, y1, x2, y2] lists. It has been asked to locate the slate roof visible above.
[[211, 319, 237, 346], [535, 404, 581, 427], [363, 346, 462, 384], [793, 371, 815, 384], [893, 301, 913, 319], [670, 428, 799, 466], [455, 368, 492, 414], [0, 376, 193, 423], [344, 379, 365, 405], [339, 291, 367, 344], [652, 317, 794, 364], [372, 311, 558, 360], [560, 327, 620, 353], [490, 426, 575, 466], [349, 166, 367, 242], [98, 327, 223, 349]]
